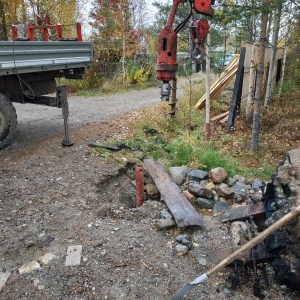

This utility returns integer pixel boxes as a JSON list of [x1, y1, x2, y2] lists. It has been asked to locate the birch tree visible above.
[[251, 0, 269, 151]]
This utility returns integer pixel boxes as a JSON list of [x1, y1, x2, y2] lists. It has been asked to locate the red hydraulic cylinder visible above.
[[135, 165, 144, 208]]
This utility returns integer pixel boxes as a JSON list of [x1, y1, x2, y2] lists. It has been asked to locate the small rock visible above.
[[233, 175, 246, 183], [231, 181, 251, 192], [183, 190, 196, 202], [187, 169, 209, 182], [234, 192, 246, 203], [0, 272, 11, 292], [193, 234, 205, 243], [194, 198, 213, 209], [169, 166, 192, 185], [19, 261, 40, 275], [160, 209, 173, 220], [100, 250, 107, 257], [163, 263, 169, 269], [230, 221, 248, 245], [65, 245, 83, 267], [215, 183, 235, 199], [175, 244, 189, 256], [213, 201, 230, 213], [188, 183, 214, 199], [225, 177, 237, 186], [198, 258, 207, 266], [252, 180, 266, 191], [209, 167, 227, 184], [38, 253, 56, 265], [175, 233, 190, 243], [33, 279, 40, 287], [156, 219, 176, 230], [181, 238, 193, 250], [145, 183, 160, 200], [205, 182, 215, 190]]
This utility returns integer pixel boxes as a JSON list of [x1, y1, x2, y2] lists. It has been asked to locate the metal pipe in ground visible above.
[[135, 165, 144, 208]]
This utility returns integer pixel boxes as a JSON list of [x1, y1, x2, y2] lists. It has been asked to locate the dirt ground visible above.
[[0, 88, 299, 300]]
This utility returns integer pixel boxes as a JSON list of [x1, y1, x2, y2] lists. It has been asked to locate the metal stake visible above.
[[56, 84, 74, 147]]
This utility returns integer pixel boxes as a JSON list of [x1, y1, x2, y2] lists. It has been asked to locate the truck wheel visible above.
[[0, 94, 18, 150], [27, 78, 57, 97]]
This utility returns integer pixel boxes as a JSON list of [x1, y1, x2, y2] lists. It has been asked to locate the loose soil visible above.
[[0, 87, 299, 300]]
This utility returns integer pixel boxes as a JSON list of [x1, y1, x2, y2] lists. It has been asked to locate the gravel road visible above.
[[11, 87, 160, 148]]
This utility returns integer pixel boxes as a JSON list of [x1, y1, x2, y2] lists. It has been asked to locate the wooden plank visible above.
[[288, 147, 300, 180], [219, 115, 228, 124], [221, 201, 265, 223], [144, 158, 205, 228], [194, 57, 239, 110], [210, 111, 229, 122]]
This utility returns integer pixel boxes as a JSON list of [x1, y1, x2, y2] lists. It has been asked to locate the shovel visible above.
[[171, 204, 300, 300]]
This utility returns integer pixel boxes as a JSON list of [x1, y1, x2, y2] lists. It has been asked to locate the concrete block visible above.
[[65, 245, 82, 267]]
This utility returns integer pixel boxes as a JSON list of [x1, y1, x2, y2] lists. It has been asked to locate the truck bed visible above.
[[0, 41, 93, 76]]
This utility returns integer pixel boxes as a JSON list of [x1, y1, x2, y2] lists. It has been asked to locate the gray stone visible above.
[[231, 181, 251, 192], [233, 193, 245, 203], [215, 183, 235, 199], [65, 245, 83, 267], [187, 169, 209, 182], [193, 234, 205, 243], [198, 258, 207, 266], [160, 209, 173, 220], [182, 238, 193, 250], [145, 183, 160, 200], [175, 233, 190, 243], [195, 198, 213, 209], [188, 183, 214, 199], [252, 180, 266, 191], [0, 272, 11, 292], [156, 219, 176, 230], [230, 221, 248, 245], [213, 201, 230, 213], [175, 244, 189, 256], [225, 177, 237, 187], [169, 166, 192, 185], [233, 175, 247, 183], [209, 167, 227, 183]]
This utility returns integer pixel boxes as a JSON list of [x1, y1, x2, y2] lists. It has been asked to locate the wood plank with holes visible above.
[[144, 158, 205, 228]]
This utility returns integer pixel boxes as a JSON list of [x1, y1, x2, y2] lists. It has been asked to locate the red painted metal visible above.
[[135, 165, 144, 208], [76, 23, 83, 42], [189, 19, 210, 45], [11, 25, 18, 39], [194, 0, 213, 16], [26, 15, 82, 42]]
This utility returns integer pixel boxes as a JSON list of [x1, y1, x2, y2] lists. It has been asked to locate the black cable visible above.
[[174, 0, 193, 34]]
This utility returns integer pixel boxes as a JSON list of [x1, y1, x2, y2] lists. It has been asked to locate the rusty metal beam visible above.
[[221, 201, 265, 223], [144, 158, 205, 227]]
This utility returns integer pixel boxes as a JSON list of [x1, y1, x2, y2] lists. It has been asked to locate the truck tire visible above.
[[27, 78, 56, 97], [0, 93, 17, 150]]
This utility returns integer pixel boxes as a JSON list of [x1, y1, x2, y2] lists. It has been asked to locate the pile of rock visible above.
[[169, 166, 265, 214]]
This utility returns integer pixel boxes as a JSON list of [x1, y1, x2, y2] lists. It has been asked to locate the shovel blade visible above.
[[170, 283, 193, 300]]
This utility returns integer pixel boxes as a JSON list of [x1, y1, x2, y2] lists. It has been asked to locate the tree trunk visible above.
[[264, 0, 282, 109], [246, 16, 256, 121], [251, 2, 268, 151], [0, 0, 8, 40]]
